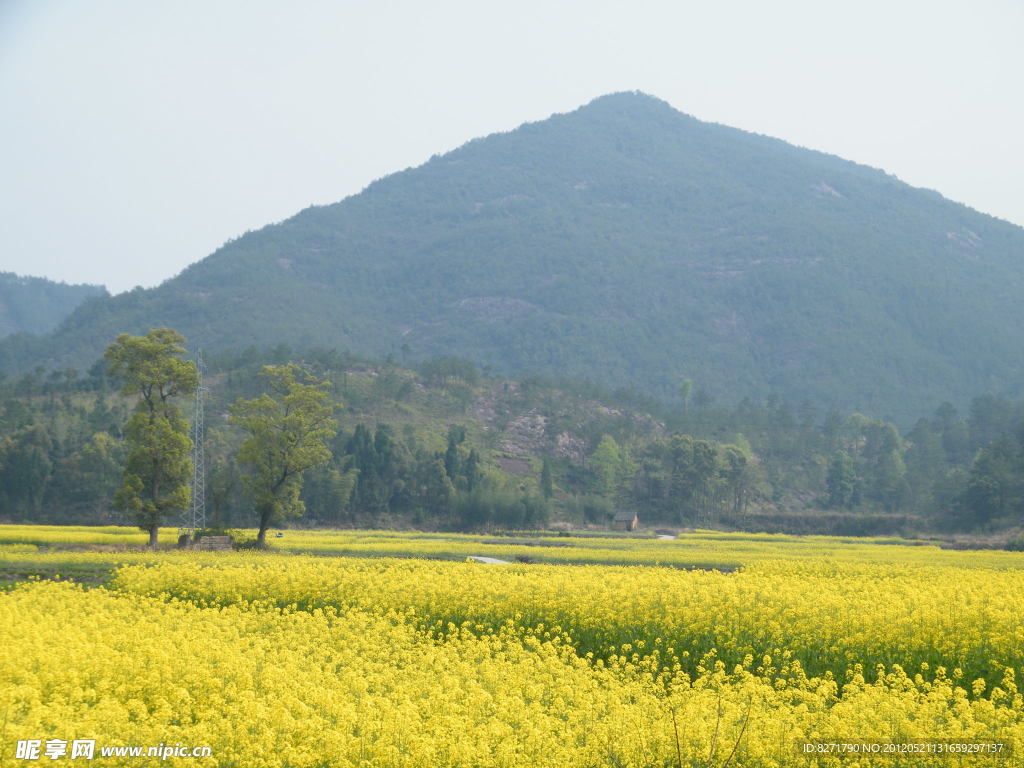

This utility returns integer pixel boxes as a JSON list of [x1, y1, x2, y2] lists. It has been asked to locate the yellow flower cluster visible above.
[[6, 524, 1024, 569], [0, 524, 181, 548], [3, 580, 1022, 767], [110, 555, 1024, 691], [239, 526, 1024, 569]]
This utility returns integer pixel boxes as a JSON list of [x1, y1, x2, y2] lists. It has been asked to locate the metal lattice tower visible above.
[[183, 351, 206, 534]]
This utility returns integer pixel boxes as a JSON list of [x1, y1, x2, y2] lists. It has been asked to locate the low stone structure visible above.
[[192, 535, 232, 551], [613, 510, 639, 531]]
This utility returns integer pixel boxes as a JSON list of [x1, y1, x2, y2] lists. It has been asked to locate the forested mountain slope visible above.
[[4, 92, 1024, 420]]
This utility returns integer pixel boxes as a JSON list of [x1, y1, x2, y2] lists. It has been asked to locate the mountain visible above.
[[0, 273, 107, 338], [3, 92, 1024, 419]]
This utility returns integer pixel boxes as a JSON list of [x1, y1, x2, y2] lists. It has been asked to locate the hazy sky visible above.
[[2, 0, 1022, 294]]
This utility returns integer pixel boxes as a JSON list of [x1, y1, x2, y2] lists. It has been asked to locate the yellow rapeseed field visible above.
[[111, 555, 1024, 692], [2, 527, 1023, 766], [7, 523, 1024, 569]]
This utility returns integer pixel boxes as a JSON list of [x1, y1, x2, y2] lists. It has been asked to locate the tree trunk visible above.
[[257, 508, 270, 547], [148, 524, 160, 549]]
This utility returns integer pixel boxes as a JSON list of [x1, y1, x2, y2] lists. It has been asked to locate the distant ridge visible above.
[[3, 91, 1024, 420], [0, 272, 107, 338]]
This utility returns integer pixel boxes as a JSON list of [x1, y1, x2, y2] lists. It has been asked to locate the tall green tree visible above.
[[0, 423, 53, 515], [826, 450, 856, 509], [590, 434, 623, 499], [540, 456, 554, 500], [720, 438, 765, 515], [105, 328, 197, 547], [961, 436, 1022, 526], [230, 364, 338, 545], [57, 431, 123, 517], [464, 448, 483, 492]]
